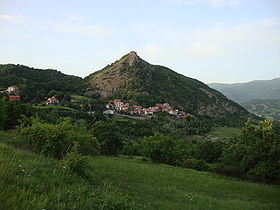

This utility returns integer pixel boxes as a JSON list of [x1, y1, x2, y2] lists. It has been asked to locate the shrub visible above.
[[60, 143, 89, 176], [141, 132, 190, 165], [18, 118, 99, 159], [217, 120, 280, 183], [121, 140, 141, 156]]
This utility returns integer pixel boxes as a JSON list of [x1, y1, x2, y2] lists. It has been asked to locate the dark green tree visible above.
[[91, 121, 122, 156], [217, 120, 280, 183]]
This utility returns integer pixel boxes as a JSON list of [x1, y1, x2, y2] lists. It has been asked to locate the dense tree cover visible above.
[[0, 101, 33, 130], [0, 64, 84, 102], [216, 120, 280, 183]]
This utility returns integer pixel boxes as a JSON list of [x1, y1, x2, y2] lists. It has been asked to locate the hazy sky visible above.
[[0, 0, 279, 83]]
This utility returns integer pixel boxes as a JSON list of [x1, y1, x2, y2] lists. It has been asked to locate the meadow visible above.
[[1, 141, 279, 210]]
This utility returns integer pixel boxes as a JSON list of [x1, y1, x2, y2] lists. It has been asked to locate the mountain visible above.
[[85, 51, 249, 118], [0, 64, 84, 102], [209, 78, 280, 103], [242, 99, 280, 121]]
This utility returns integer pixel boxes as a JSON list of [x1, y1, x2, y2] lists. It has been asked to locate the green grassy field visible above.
[[209, 126, 241, 138], [1, 141, 279, 210], [33, 105, 78, 112], [71, 94, 92, 102], [0, 143, 139, 210]]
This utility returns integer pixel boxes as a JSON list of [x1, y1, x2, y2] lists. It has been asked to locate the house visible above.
[[143, 108, 154, 115], [8, 93, 20, 101], [103, 110, 114, 115], [7, 85, 19, 93], [46, 96, 59, 105], [114, 99, 123, 110], [134, 108, 143, 115], [132, 105, 142, 109], [120, 105, 129, 111], [169, 110, 179, 115]]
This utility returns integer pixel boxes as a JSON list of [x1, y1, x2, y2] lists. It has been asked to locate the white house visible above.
[[103, 110, 114, 115], [7, 85, 19, 93]]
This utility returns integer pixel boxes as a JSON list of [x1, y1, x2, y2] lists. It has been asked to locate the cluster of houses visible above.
[[0, 85, 21, 101], [104, 99, 189, 119]]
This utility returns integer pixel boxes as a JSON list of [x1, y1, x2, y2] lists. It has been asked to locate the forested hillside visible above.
[[0, 64, 84, 102], [242, 99, 280, 121]]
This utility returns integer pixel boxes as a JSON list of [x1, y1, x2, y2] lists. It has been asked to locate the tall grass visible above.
[[89, 156, 280, 210], [0, 143, 141, 210]]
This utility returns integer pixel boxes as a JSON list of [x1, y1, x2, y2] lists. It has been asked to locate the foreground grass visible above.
[[209, 126, 241, 138], [89, 156, 280, 210], [1, 138, 279, 210], [0, 143, 140, 210]]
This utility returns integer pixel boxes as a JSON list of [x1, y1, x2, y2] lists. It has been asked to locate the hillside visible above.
[[242, 99, 280, 121], [209, 78, 280, 103], [0, 64, 84, 102], [85, 51, 249, 118], [1, 142, 279, 210]]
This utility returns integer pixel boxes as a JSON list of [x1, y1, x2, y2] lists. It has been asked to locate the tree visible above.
[[141, 133, 190, 165], [91, 121, 122, 156], [217, 120, 280, 183]]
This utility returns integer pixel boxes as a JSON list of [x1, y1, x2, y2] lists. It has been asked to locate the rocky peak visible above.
[[117, 51, 150, 67]]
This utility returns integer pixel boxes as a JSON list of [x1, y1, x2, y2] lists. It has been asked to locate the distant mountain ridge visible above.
[[209, 78, 280, 103]]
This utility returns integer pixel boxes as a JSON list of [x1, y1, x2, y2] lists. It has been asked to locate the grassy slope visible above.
[[1, 140, 279, 210], [0, 142, 139, 210], [209, 127, 241, 138], [90, 156, 280, 210]]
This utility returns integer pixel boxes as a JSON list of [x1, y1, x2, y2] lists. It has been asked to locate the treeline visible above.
[[1, 100, 279, 184]]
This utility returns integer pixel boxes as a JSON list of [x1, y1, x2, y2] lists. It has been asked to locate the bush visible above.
[[18, 118, 99, 159], [121, 140, 141, 156], [193, 140, 225, 163], [217, 120, 280, 183], [60, 143, 89, 176], [91, 121, 122, 156], [141, 132, 190, 165]]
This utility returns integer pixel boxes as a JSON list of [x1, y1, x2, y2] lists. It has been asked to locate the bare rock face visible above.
[[117, 51, 149, 67], [86, 51, 151, 98]]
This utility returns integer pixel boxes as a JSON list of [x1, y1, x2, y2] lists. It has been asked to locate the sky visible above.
[[0, 0, 279, 83]]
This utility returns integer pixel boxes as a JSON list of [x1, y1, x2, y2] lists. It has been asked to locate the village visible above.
[[104, 99, 189, 119], [1, 85, 189, 119]]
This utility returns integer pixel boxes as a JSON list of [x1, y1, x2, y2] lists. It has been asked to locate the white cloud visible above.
[[169, 0, 239, 7], [139, 18, 280, 63], [0, 14, 116, 36], [0, 14, 29, 24], [58, 25, 115, 36]]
